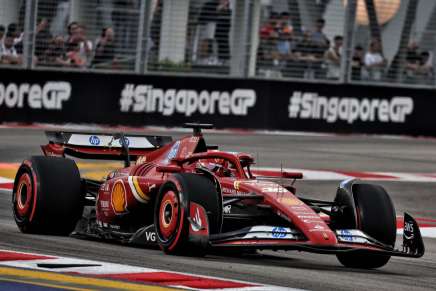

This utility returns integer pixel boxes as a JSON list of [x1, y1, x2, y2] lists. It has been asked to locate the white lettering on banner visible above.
[[0, 82, 71, 110], [288, 91, 414, 124], [120, 84, 256, 116]]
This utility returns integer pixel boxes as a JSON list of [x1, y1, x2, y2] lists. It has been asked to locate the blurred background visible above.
[[0, 0, 434, 87]]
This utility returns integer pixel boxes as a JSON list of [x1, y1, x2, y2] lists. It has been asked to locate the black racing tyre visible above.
[[336, 183, 396, 269], [154, 173, 222, 255], [12, 156, 84, 235]]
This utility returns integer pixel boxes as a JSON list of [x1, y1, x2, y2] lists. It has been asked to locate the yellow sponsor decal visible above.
[[278, 196, 304, 206], [132, 176, 149, 202], [111, 181, 127, 213]]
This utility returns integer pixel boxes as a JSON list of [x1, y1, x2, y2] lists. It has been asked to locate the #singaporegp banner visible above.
[[0, 68, 432, 136]]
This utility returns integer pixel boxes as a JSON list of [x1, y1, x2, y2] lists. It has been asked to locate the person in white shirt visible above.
[[363, 39, 386, 80], [324, 35, 343, 79], [0, 32, 22, 65]]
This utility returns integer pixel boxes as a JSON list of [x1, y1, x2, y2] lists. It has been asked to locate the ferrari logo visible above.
[[234, 181, 242, 190]]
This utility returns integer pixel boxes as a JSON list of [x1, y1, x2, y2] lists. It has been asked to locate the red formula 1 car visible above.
[[13, 124, 424, 268]]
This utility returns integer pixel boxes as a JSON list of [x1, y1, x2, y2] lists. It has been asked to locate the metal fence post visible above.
[[247, 0, 261, 77], [340, 0, 357, 84], [230, 0, 250, 77], [23, 0, 37, 69], [135, 0, 152, 74]]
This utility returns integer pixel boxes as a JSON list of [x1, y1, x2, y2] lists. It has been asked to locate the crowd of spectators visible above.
[[0, 7, 433, 84], [402, 41, 433, 82], [0, 19, 117, 69], [257, 15, 333, 79], [38, 19, 117, 69], [256, 11, 433, 83]]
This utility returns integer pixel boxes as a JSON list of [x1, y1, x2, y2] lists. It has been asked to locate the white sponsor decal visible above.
[[0, 82, 71, 110], [336, 229, 371, 244], [145, 231, 156, 242], [240, 226, 298, 240], [191, 207, 203, 232], [120, 84, 256, 116], [68, 134, 154, 149], [288, 91, 413, 124], [223, 205, 232, 214]]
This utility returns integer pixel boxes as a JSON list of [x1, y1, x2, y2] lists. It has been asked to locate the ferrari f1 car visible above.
[[12, 123, 424, 268]]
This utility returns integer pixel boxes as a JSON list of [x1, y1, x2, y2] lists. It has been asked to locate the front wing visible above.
[[73, 209, 424, 259], [209, 212, 424, 258]]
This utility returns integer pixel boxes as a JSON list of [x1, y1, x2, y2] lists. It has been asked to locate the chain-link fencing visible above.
[[0, 0, 435, 88]]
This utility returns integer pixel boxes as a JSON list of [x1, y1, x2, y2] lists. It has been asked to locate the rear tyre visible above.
[[154, 173, 221, 255], [13, 156, 84, 235], [336, 183, 396, 269]]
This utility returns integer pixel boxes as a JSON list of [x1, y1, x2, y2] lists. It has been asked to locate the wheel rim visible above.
[[15, 173, 32, 217], [159, 190, 179, 241]]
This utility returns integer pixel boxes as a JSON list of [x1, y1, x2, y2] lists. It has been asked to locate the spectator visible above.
[[45, 35, 69, 67], [260, 12, 280, 39], [215, 0, 232, 63], [92, 27, 116, 68], [0, 25, 5, 43], [68, 24, 93, 66], [7, 23, 23, 54], [35, 18, 52, 62], [279, 12, 293, 33], [310, 18, 329, 53], [112, 0, 139, 53], [324, 35, 343, 79], [416, 51, 433, 79], [0, 31, 22, 65], [66, 21, 79, 43], [404, 42, 433, 82], [291, 30, 325, 79], [257, 27, 281, 77], [197, 0, 220, 65], [351, 45, 364, 80], [276, 23, 295, 62], [65, 41, 86, 68], [363, 39, 386, 80]]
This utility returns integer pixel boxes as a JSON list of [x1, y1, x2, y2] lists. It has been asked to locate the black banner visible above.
[[0, 68, 434, 136]]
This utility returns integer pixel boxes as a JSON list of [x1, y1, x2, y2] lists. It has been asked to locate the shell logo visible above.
[[111, 181, 128, 214]]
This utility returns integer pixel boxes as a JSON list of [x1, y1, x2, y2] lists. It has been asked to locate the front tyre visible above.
[[154, 173, 221, 255], [13, 156, 84, 235], [336, 183, 396, 269]]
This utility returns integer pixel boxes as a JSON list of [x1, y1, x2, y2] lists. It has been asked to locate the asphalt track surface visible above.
[[0, 128, 435, 290]]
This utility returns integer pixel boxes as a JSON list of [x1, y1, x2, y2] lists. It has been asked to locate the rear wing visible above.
[[42, 131, 172, 161]]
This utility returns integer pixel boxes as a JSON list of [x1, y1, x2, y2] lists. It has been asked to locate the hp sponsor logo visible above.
[[339, 229, 353, 242], [89, 135, 101, 146], [119, 137, 130, 146], [272, 227, 287, 238]]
